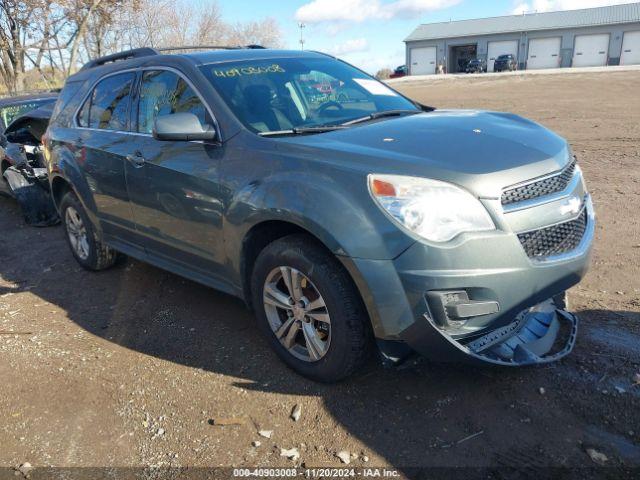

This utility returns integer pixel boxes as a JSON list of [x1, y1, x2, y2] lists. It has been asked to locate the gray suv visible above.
[[44, 47, 594, 382]]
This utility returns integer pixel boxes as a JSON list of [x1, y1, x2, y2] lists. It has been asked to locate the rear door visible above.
[[125, 68, 227, 279], [75, 71, 138, 240]]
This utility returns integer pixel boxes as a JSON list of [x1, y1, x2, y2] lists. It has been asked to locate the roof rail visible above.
[[80, 47, 159, 71], [79, 45, 268, 71], [157, 45, 241, 52], [156, 45, 266, 53]]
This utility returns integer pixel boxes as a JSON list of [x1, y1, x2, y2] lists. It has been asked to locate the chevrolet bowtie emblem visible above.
[[559, 196, 582, 216]]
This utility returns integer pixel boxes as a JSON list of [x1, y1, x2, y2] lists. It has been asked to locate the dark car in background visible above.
[[44, 47, 593, 382], [465, 59, 487, 73], [0, 101, 59, 226], [493, 54, 518, 72], [1, 92, 58, 217], [1, 102, 55, 171], [0, 92, 58, 134], [389, 65, 407, 78]]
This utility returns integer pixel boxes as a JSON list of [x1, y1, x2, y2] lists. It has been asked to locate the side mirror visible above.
[[153, 113, 217, 142]]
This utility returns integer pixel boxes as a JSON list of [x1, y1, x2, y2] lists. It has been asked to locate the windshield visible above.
[[200, 57, 419, 134], [0, 98, 55, 130]]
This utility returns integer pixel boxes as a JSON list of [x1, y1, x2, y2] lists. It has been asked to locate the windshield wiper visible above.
[[293, 125, 349, 133], [258, 125, 348, 137], [341, 109, 421, 126], [257, 110, 422, 137]]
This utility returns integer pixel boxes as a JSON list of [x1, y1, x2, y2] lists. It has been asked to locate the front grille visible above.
[[517, 208, 587, 258], [502, 160, 577, 206]]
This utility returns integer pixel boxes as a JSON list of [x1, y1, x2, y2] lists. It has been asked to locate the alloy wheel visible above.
[[263, 266, 331, 362], [65, 206, 90, 260]]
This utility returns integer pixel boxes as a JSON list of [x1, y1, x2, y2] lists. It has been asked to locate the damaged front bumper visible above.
[[341, 198, 594, 367], [400, 298, 578, 366], [1, 165, 59, 226]]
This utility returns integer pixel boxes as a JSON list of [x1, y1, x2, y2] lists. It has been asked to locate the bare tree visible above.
[[63, 0, 130, 73], [225, 17, 283, 48], [0, 0, 285, 93], [0, 0, 54, 93], [375, 68, 393, 80], [84, 0, 144, 59], [193, 2, 227, 46], [117, 0, 171, 49], [121, 0, 283, 50]]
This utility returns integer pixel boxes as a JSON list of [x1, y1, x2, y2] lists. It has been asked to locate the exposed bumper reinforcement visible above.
[[3, 166, 59, 227], [399, 299, 578, 366]]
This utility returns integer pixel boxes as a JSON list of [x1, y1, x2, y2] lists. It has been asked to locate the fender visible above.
[[223, 169, 415, 278], [48, 142, 102, 234]]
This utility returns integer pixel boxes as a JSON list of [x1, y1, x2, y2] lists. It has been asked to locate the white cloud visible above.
[[511, 2, 530, 14], [295, 0, 461, 24], [511, 0, 638, 15], [328, 38, 370, 56], [324, 23, 351, 36]]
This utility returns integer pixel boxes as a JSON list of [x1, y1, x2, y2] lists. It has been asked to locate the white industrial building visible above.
[[404, 3, 640, 74]]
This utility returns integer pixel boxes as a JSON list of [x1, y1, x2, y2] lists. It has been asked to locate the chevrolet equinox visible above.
[[44, 47, 594, 382]]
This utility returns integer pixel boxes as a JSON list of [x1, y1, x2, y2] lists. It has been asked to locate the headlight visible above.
[[368, 174, 495, 242]]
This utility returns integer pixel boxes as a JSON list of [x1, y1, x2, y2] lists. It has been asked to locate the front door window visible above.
[[137, 70, 212, 134]]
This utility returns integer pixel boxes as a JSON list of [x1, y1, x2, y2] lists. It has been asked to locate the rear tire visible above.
[[60, 192, 118, 271], [251, 234, 372, 382]]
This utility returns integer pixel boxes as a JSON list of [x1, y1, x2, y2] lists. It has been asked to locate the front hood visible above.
[[278, 110, 570, 198]]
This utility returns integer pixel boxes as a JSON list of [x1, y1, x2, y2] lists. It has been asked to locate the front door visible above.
[[125, 69, 226, 279], [75, 71, 138, 241]]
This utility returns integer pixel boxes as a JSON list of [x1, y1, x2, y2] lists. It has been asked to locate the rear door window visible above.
[[77, 72, 135, 131], [136, 70, 211, 134]]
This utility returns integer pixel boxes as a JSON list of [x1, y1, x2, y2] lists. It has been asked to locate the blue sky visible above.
[[219, 0, 634, 73]]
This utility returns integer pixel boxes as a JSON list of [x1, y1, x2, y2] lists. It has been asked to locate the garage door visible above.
[[621, 31, 640, 65], [572, 34, 609, 67], [527, 37, 561, 70], [487, 40, 518, 72], [410, 47, 437, 75]]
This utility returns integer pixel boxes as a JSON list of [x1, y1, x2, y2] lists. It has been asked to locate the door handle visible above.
[[126, 151, 146, 168]]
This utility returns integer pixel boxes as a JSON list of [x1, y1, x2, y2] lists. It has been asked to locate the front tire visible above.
[[251, 234, 372, 382], [60, 192, 118, 271]]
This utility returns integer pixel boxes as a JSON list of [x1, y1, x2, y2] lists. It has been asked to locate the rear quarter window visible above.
[[50, 81, 84, 127]]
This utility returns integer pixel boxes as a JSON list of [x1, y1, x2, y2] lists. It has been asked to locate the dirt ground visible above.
[[1, 71, 639, 478]]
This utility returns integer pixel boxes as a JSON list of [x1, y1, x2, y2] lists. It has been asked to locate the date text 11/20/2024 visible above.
[[232, 468, 401, 477]]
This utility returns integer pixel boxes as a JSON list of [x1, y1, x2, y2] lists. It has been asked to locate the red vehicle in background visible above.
[[389, 65, 407, 78]]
